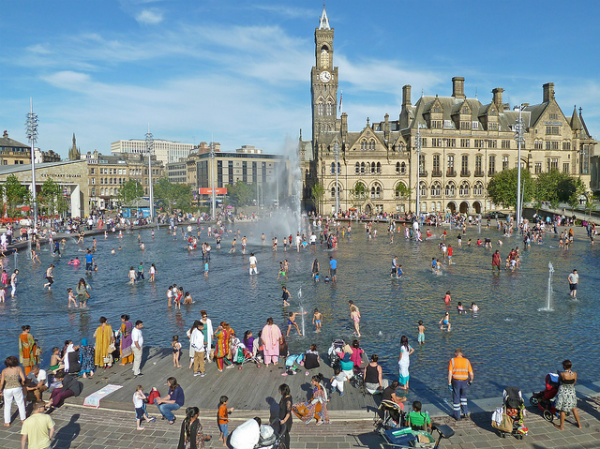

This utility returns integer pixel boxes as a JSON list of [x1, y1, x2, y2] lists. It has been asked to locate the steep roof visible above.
[[522, 102, 548, 127], [0, 132, 29, 149]]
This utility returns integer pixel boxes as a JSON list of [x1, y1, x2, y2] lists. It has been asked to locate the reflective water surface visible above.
[[1, 221, 598, 402]]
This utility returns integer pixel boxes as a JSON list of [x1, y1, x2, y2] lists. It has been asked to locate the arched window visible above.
[[326, 102, 333, 116], [330, 162, 335, 174], [370, 162, 376, 174], [420, 181, 427, 197], [337, 162, 341, 174], [430, 182, 441, 197], [355, 182, 366, 199], [396, 162, 400, 173], [376, 162, 381, 174], [474, 182, 483, 196], [369, 140, 376, 150], [371, 183, 382, 199], [320, 46, 329, 69], [317, 103, 324, 116], [360, 162, 365, 174], [361, 140, 367, 151], [400, 162, 406, 174], [355, 162, 360, 174], [459, 181, 469, 196], [399, 143, 405, 152], [445, 182, 455, 197], [330, 183, 341, 198]]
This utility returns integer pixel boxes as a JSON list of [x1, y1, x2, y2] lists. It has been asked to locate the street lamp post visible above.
[[26, 98, 39, 226], [210, 140, 216, 220], [145, 125, 154, 221], [334, 141, 339, 214], [415, 126, 422, 217], [515, 105, 525, 226]]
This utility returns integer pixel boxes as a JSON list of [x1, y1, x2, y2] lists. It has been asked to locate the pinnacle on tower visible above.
[[319, 3, 330, 30]]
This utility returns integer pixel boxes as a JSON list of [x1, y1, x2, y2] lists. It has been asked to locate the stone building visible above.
[[300, 7, 597, 215], [111, 139, 194, 165], [84, 151, 163, 210]]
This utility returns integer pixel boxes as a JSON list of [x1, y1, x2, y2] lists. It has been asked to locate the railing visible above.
[[431, 169, 442, 177], [474, 170, 484, 177], [488, 169, 496, 176], [460, 170, 471, 177], [418, 170, 428, 177], [446, 169, 456, 177]]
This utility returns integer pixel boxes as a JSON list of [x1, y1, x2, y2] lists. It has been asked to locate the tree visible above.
[[349, 181, 366, 211], [395, 183, 412, 198], [39, 178, 69, 217], [117, 180, 144, 206], [535, 170, 583, 209], [4, 175, 30, 218], [153, 177, 193, 212], [311, 183, 325, 213], [227, 181, 254, 207], [486, 168, 534, 209]]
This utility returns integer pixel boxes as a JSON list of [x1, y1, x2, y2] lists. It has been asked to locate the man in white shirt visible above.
[[25, 365, 48, 401], [190, 322, 206, 377], [131, 320, 144, 377], [248, 252, 258, 275], [310, 233, 317, 254]]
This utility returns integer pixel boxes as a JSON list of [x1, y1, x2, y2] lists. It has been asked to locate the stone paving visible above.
[[2, 396, 600, 448]]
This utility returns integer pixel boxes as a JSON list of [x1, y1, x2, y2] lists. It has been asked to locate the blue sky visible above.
[[1, 0, 599, 158]]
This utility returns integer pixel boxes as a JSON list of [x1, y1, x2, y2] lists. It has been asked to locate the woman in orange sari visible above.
[[18, 325, 38, 375], [293, 374, 329, 425], [93, 316, 114, 369], [214, 322, 226, 372]]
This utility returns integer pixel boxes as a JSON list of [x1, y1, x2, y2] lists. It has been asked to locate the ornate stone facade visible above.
[[301, 8, 597, 215]]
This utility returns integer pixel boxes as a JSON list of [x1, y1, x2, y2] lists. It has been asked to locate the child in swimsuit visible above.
[[172, 335, 181, 368], [439, 312, 451, 332], [444, 291, 451, 306], [286, 311, 307, 337], [457, 302, 466, 315], [313, 308, 323, 333]]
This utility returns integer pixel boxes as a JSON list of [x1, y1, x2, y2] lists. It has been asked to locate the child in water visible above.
[[439, 312, 451, 332], [313, 308, 323, 333], [417, 320, 425, 345], [444, 291, 451, 306], [457, 302, 466, 315], [67, 288, 78, 308], [286, 311, 308, 337], [470, 302, 479, 313]]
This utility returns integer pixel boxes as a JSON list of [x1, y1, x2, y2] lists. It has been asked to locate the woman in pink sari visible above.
[[261, 317, 282, 366]]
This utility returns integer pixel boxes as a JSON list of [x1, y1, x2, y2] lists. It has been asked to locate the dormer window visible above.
[[433, 106, 441, 113]]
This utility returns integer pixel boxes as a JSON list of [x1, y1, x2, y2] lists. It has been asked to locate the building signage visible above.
[[40, 173, 82, 178], [199, 187, 227, 194]]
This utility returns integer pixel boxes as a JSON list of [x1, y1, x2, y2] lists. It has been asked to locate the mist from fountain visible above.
[[539, 262, 554, 311]]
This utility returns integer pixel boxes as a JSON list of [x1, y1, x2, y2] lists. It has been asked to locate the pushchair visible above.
[[233, 340, 261, 369], [377, 423, 454, 448], [491, 387, 528, 439], [327, 339, 345, 365], [530, 372, 560, 422], [230, 418, 286, 449], [374, 399, 406, 430]]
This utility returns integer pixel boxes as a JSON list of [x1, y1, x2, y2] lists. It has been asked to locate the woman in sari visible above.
[[214, 322, 227, 372], [93, 316, 114, 369], [223, 323, 232, 365], [177, 406, 211, 449], [18, 325, 37, 375], [119, 315, 134, 365], [292, 374, 329, 425], [261, 318, 282, 367], [79, 338, 95, 378]]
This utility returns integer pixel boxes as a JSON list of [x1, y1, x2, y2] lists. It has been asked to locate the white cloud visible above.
[[135, 9, 164, 25]]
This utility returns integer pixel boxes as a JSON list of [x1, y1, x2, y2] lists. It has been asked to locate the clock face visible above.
[[320, 71, 331, 83]]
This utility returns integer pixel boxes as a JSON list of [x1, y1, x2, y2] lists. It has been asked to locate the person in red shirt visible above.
[[447, 245, 453, 265]]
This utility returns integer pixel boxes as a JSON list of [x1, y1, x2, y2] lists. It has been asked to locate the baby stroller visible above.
[[233, 340, 261, 369], [327, 339, 345, 365], [230, 418, 286, 449], [374, 400, 406, 430], [491, 387, 528, 439], [530, 372, 560, 422], [377, 423, 454, 448]]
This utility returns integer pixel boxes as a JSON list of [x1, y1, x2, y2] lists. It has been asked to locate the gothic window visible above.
[[419, 181, 427, 197], [399, 143, 405, 152], [360, 162, 365, 174], [371, 183, 382, 199], [474, 182, 483, 196], [317, 103, 324, 116], [430, 182, 441, 197], [396, 162, 400, 173], [337, 162, 341, 174], [331, 162, 335, 174], [445, 182, 456, 196], [320, 46, 329, 69], [369, 140, 376, 150], [376, 162, 381, 174], [459, 181, 469, 196], [371, 162, 376, 174], [355, 162, 360, 174], [326, 102, 332, 116], [400, 162, 406, 174], [330, 184, 341, 198], [361, 140, 367, 151]]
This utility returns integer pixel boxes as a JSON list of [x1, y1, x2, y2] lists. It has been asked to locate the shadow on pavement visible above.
[[51, 413, 80, 449]]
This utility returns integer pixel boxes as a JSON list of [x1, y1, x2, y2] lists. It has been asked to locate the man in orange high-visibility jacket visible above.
[[448, 348, 474, 420]]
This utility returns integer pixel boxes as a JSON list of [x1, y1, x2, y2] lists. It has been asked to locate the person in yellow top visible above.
[[447, 348, 473, 421], [20, 401, 54, 449]]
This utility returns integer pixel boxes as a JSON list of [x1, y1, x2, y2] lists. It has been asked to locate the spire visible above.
[[571, 105, 582, 131], [72, 133, 76, 146], [319, 3, 330, 30], [69, 133, 80, 160]]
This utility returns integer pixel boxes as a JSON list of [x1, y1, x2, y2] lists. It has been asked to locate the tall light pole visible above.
[[210, 139, 216, 220], [514, 105, 525, 226], [334, 141, 339, 214], [145, 125, 154, 221], [415, 126, 422, 216], [26, 98, 39, 225]]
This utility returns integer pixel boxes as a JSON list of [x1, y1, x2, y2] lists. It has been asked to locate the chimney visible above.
[[402, 85, 412, 107], [452, 77, 465, 99], [341, 113, 348, 141], [492, 88, 504, 113], [384, 114, 390, 143], [2, 130, 7, 138], [543, 82, 555, 103]]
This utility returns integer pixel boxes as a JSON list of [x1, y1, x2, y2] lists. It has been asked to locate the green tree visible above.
[[117, 180, 144, 206], [486, 168, 534, 209], [39, 178, 68, 217], [395, 183, 412, 198], [4, 175, 30, 218], [535, 170, 583, 209], [172, 183, 193, 212], [227, 181, 254, 207], [350, 181, 366, 211], [311, 183, 325, 213]]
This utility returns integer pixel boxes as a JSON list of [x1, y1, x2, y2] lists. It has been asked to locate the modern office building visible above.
[[111, 139, 194, 165], [300, 7, 598, 215]]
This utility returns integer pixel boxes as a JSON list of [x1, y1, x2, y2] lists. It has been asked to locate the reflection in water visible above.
[[0, 224, 598, 402]]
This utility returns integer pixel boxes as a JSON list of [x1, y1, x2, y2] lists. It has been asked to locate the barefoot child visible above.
[[417, 320, 425, 345], [330, 366, 348, 396], [457, 302, 466, 315], [218, 395, 234, 446], [133, 385, 155, 430], [439, 312, 451, 332], [444, 291, 451, 306], [349, 300, 361, 337], [129, 266, 136, 285], [313, 308, 323, 333], [172, 335, 182, 368], [67, 288, 78, 308], [286, 311, 308, 337]]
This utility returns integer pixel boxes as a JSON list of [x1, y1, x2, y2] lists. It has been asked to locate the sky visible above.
[[1, 0, 599, 158]]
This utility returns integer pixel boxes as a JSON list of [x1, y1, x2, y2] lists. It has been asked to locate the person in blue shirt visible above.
[[85, 250, 94, 275], [155, 377, 185, 424], [329, 256, 337, 283]]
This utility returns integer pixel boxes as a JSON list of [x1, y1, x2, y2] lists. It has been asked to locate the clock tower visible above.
[[311, 6, 338, 145]]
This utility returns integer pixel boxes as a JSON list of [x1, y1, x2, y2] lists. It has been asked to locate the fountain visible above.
[[298, 287, 305, 336], [539, 262, 554, 311]]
